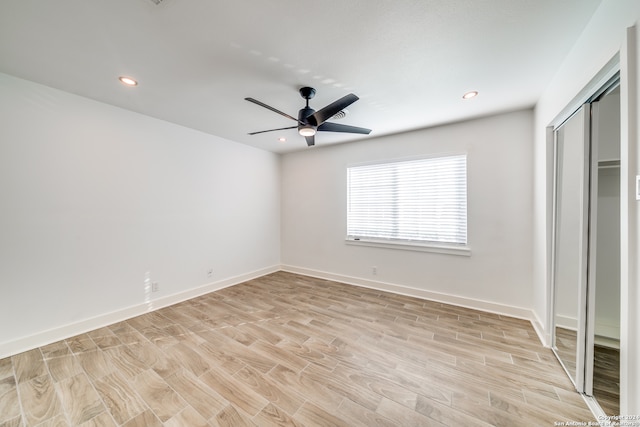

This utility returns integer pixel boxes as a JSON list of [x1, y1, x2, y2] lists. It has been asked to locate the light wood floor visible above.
[[554, 327, 578, 381], [1, 272, 595, 426], [593, 344, 620, 416], [554, 327, 620, 415]]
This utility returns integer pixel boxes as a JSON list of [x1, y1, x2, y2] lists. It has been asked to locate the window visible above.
[[347, 154, 468, 252]]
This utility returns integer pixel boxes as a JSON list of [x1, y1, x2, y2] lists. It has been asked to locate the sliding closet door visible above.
[[587, 86, 621, 412], [552, 105, 591, 391], [585, 100, 600, 396]]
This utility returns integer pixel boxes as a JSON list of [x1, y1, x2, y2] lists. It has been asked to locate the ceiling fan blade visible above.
[[248, 126, 297, 135], [308, 93, 359, 126], [245, 97, 300, 123], [318, 122, 371, 134], [305, 135, 315, 146]]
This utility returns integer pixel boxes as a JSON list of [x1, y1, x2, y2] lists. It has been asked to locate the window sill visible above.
[[345, 238, 471, 256]]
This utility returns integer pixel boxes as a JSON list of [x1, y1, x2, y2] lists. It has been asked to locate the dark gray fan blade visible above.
[[305, 135, 315, 146], [245, 98, 300, 123], [308, 93, 359, 126], [248, 126, 297, 135], [318, 122, 371, 134]]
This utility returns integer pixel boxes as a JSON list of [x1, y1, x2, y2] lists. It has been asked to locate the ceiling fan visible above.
[[245, 87, 371, 146]]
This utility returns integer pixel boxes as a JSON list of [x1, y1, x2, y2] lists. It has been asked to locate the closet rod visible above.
[[598, 159, 620, 168]]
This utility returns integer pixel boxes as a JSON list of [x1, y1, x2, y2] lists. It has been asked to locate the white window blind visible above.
[[347, 155, 467, 245]]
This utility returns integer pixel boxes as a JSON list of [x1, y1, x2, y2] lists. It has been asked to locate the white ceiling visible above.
[[0, 0, 601, 153]]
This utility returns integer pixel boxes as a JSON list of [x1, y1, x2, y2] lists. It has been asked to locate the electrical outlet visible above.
[[151, 282, 159, 292], [207, 268, 214, 278], [372, 266, 377, 275]]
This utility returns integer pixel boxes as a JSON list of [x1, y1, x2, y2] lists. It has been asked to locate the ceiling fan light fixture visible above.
[[298, 125, 316, 136]]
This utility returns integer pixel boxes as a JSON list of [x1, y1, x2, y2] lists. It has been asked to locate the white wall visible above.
[[533, 0, 640, 413], [281, 110, 534, 316], [622, 22, 640, 416], [0, 73, 281, 357]]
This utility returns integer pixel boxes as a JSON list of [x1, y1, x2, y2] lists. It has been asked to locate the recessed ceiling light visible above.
[[278, 137, 286, 142], [462, 91, 478, 100], [118, 76, 138, 87]]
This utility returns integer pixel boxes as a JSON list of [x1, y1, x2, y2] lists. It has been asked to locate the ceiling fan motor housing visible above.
[[299, 87, 316, 100], [298, 106, 315, 124], [298, 106, 317, 136]]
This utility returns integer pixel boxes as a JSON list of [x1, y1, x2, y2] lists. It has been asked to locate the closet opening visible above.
[[551, 77, 620, 416]]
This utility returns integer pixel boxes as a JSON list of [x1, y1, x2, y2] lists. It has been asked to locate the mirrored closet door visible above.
[[552, 104, 590, 391], [551, 81, 620, 415]]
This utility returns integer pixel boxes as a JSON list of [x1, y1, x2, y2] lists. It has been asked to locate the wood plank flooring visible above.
[[554, 327, 578, 380], [593, 344, 620, 416], [555, 327, 621, 415], [0, 272, 596, 426]]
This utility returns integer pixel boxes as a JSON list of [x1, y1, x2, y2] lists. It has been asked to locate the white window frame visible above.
[[346, 153, 470, 256]]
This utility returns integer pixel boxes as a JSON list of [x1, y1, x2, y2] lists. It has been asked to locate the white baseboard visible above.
[[594, 335, 620, 349], [594, 323, 620, 343], [555, 314, 578, 331], [553, 316, 620, 348], [530, 310, 551, 348], [0, 265, 280, 359], [280, 264, 539, 331], [1, 265, 549, 358]]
